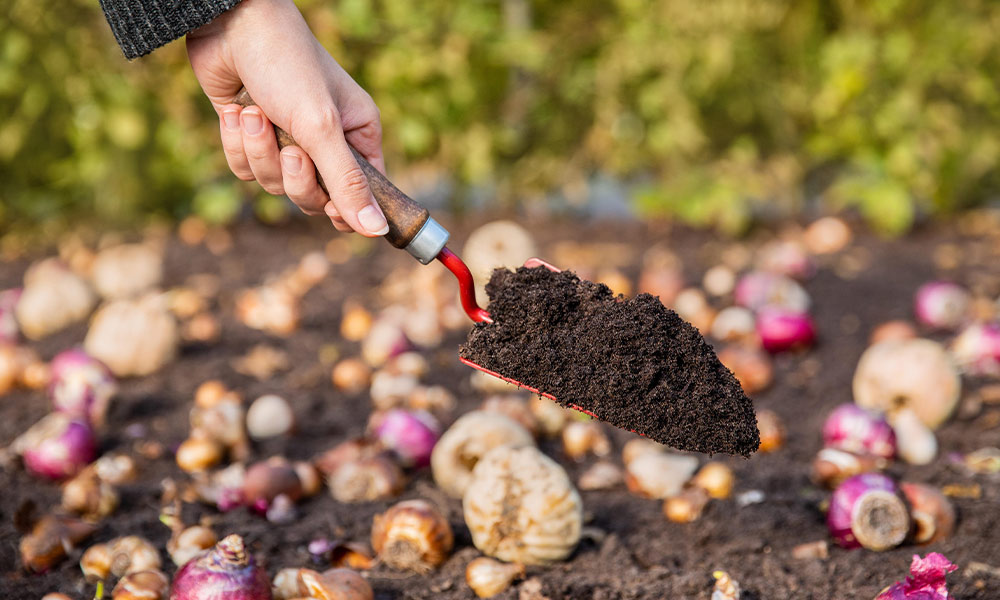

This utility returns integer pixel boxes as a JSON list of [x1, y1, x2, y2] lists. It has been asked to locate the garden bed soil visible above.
[[460, 266, 758, 456], [1, 217, 999, 599]]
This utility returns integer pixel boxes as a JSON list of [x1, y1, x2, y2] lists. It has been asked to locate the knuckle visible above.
[[336, 167, 369, 199], [299, 103, 341, 134]]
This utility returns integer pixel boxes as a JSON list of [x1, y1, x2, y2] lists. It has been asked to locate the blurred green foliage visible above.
[[2, 0, 999, 235]]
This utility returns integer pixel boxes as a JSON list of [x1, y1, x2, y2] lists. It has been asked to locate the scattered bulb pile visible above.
[[0, 215, 992, 599]]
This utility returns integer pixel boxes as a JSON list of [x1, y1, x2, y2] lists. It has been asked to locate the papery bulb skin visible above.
[[62, 467, 119, 520], [297, 568, 373, 600], [371, 499, 453, 573], [20, 514, 96, 573], [875, 552, 957, 600], [370, 409, 440, 469], [900, 482, 955, 545], [169, 534, 271, 600], [169, 526, 218, 567], [822, 404, 896, 460], [49, 348, 116, 427], [19, 414, 97, 480]]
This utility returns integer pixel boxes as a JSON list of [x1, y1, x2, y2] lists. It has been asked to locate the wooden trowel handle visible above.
[[232, 88, 429, 249]]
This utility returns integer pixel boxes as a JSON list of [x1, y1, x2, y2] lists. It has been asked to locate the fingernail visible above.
[[242, 110, 263, 135], [358, 204, 389, 236], [222, 110, 239, 131], [281, 152, 301, 175]]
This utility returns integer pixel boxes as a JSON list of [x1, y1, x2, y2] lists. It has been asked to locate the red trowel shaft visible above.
[[437, 248, 491, 323]]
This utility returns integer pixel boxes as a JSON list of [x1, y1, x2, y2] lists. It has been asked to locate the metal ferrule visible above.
[[404, 217, 450, 264]]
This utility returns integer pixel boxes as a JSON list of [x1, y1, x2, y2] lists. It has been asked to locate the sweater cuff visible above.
[[99, 0, 245, 59]]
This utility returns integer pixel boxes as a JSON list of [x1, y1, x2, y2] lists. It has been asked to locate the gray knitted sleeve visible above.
[[99, 0, 244, 59]]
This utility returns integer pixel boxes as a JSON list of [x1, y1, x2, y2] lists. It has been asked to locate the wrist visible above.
[[187, 0, 295, 41]]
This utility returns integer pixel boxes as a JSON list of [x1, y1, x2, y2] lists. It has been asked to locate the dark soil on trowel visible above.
[[461, 266, 759, 456]]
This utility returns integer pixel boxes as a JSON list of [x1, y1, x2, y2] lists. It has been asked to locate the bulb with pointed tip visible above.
[[371, 499, 453, 573], [169, 534, 270, 600]]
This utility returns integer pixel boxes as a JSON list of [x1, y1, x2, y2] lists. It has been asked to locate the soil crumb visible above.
[[460, 266, 759, 456]]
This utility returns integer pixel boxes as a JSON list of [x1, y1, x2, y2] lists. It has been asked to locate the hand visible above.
[[186, 0, 388, 235]]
